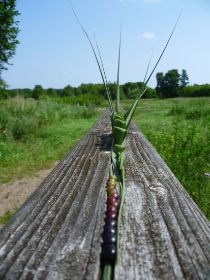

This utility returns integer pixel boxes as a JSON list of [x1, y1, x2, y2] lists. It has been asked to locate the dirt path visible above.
[[0, 161, 59, 220]]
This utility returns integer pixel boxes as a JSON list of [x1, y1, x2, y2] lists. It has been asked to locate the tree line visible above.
[[0, 82, 156, 105], [156, 69, 188, 98], [1, 1, 210, 105], [1, 68, 210, 104], [156, 69, 210, 98]]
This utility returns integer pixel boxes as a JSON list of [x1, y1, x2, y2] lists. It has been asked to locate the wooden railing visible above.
[[0, 112, 210, 279]]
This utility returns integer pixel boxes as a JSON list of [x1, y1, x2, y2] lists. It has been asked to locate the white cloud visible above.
[[142, 32, 156, 39]]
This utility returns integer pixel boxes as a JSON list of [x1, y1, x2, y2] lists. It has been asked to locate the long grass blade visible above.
[[94, 34, 113, 112], [116, 28, 122, 113], [69, 1, 114, 113], [144, 14, 181, 87], [124, 51, 153, 121], [125, 15, 181, 127], [143, 50, 154, 84], [125, 87, 148, 127]]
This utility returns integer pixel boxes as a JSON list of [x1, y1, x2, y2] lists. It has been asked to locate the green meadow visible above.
[[0, 97, 99, 183], [0, 96, 209, 221], [130, 97, 210, 219]]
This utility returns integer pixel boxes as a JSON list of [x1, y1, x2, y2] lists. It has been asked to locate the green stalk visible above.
[[102, 264, 112, 280], [69, 1, 114, 113], [124, 52, 152, 123], [125, 87, 148, 127], [94, 35, 113, 115], [71, 3, 181, 278], [116, 29, 122, 113]]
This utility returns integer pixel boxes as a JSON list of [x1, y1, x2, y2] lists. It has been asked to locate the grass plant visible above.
[[2, 3, 208, 279], [0, 210, 16, 224], [70, 2, 180, 279], [0, 97, 99, 183]]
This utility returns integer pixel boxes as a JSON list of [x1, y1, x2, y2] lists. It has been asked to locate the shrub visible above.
[[179, 84, 210, 97], [11, 117, 36, 140]]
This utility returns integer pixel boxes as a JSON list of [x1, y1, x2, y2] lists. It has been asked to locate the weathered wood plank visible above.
[[0, 112, 112, 280], [115, 122, 210, 280], [0, 112, 210, 280]]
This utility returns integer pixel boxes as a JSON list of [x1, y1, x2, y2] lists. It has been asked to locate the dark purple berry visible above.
[[107, 197, 119, 208], [104, 218, 116, 228], [111, 193, 120, 201], [107, 201, 118, 209], [106, 205, 118, 213], [103, 225, 116, 238], [102, 244, 116, 263], [103, 234, 116, 245], [107, 199, 118, 209], [106, 211, 117, 219]]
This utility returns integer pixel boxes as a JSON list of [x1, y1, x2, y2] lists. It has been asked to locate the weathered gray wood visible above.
[[0, 112, 210, 280], [0, 112, 112, 280]]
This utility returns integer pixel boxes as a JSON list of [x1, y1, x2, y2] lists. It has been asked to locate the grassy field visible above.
[[0, 96, 209, 223], [0, 97, 100, 183], [123, 97, 210, 219]]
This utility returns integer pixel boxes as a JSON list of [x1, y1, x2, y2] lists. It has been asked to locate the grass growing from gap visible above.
[[123, 97, 210, 219], [0, 96, 100, 184]]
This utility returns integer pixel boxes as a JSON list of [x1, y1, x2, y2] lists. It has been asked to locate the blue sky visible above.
[[2, 0, 210, 89]]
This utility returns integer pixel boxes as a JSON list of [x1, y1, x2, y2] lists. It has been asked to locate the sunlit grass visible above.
[[0, 97, 100, 183], [122, 97, 210, 219]]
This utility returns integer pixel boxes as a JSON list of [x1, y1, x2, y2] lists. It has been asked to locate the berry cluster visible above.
[[101, 175, 120, 264]]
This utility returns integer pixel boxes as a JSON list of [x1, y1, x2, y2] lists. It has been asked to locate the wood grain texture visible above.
[[0, 112, 209, 280], [0, 112, 112, 280]]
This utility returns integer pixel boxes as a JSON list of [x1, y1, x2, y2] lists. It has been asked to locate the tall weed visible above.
[[0, 97, 98, 141]]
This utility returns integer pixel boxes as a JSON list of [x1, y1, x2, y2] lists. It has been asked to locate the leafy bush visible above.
[[167, 100, 210, 121], [179, 84, 210, 97], [11, 117, 36, 140]]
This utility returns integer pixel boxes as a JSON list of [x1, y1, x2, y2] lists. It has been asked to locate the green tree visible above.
[[0, 0, 20, 76], [155, 72, 164, 98], [164, 69, 180, 97], [32, 85, 45, 99], [0, 78, 8, 99], [122, 82, 140, 99], [156, 69, 180, 98], [47, 88, 57, 98], [180, 69, 189, 88], [61, 85, 75, 97]]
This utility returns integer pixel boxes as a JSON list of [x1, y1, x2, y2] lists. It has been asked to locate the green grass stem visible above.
[[125, 15, 180, 127], [102, 264, 112, 280], [69, 1, 114, 113], [116, 29, 122, 113]]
